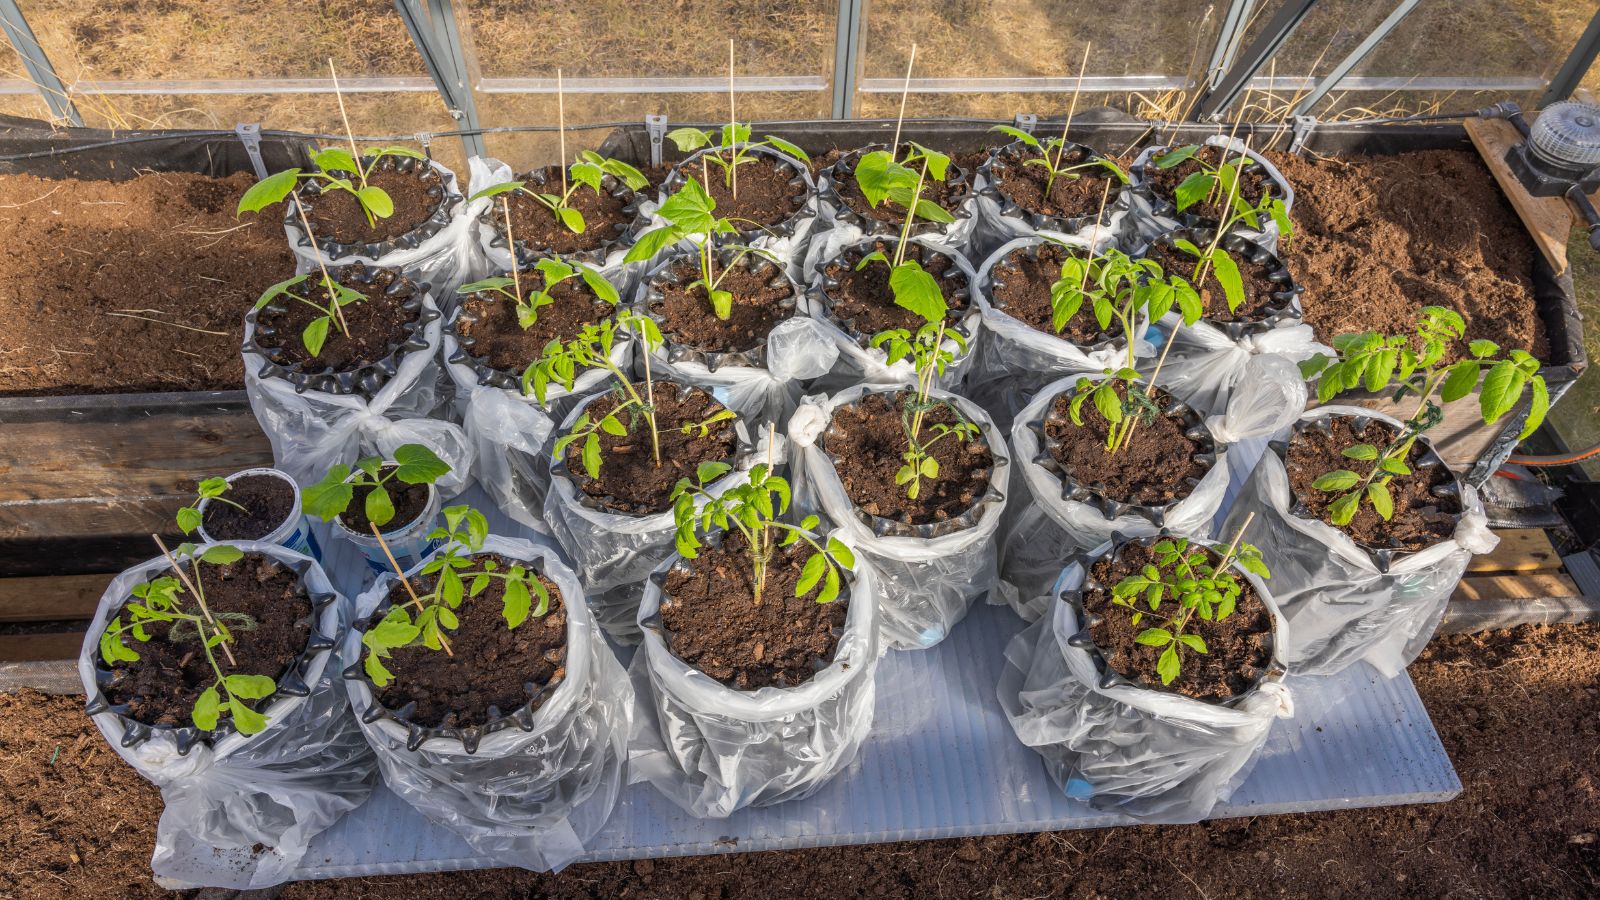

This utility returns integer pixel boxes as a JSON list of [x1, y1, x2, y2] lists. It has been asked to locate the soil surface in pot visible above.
[[491, 165, 634, 257], [991, 241, 1122, 343], [253, 267, 421, 371], [338, 466, 432, 535], [650, 256, 794, 354], [1043, 385, 1208, 507], [823, 239, 971, 336], [565, 381, 738, 515], [101, 552, 312, 728], [372, 554, 566, 729], [201, 474, 294, 541], [682, 151, 806, 229], [1285, 416, 1461, 552], [820, 390, 993, 526], [1264, 149, 1548, 362], [1143, 240, 1283, 323], [1082, 541, 1274, 702], [456, 270, 613, 374], [819, 144, 972, 226], [993, 145, 1131, 221], [301, 161, 443, 245], [0, 171, 294, 395], [660, 531, 849, 690], [1141, 145, 1271, 222]]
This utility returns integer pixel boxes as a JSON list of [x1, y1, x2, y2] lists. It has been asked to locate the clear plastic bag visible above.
[[542, 384, 771, 640], [788, 384, 1008, 650], [243, 287, 474, 494], [965, 231, 1150, 427], [341, 534, 632, 872], [1220, 405, 1499, 677], [627, 539, 882, 818], [285, 157, 491, 298], [997, 546, 1294, 823], [77, 541, 376, 890]]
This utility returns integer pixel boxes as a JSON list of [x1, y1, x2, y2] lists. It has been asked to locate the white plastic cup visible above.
[[332, 482, 443, 575], [195, 467, 318, 559]]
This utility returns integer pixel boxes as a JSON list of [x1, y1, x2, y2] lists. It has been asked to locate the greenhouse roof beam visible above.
[[394, 0, 484, 159], [1193, 0, 1320, 119], [1542, 7, 1600, 107], [1291, 0, 1419, 117]]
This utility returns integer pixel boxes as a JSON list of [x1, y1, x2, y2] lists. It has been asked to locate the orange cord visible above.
[[1505, 442, 1600, 467]]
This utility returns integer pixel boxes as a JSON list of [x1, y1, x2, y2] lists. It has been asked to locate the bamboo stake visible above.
[[152, 535, 236, 668], [890, 44, 918, 160], [557, 68, 569, 196], [370, 524, 452, 656]]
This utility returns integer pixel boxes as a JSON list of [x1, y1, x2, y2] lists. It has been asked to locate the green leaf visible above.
[[313, 147, 359, 175], [990, 124, 1043, 151], [468, 180, 526, 202], [657, 177, 718, 233], [1366, 481, 1394, 521], [1135, 627, 1172, 647], [826, 538, 856, 571], [1520, 376, 1549, 441], [557, 206, 586, 233], [236, 168, 300, 214], [1092, 382, 1123, 423], [1468, 339, 1499, 358], [177, 506, 203, 535], [697, 460, 732, 483], [199, 545, 243, 565], [1312, 470, 1360, 492], [888, 261, 947, 324], [1177, 633, 1207, 654], [365, 485, 395, 528], [1209, 250, 1244, 314], [1154, 144, 1199, 169], [371, 608, 421, 647], [355, 185, 394, 219], [579, 266, 620, 305], [224, 674, 275, 700], [623, 224, 683, 263], [1479, 359, 1528, 424], [666, 127, 712, 152], [912, 198, 956, 224], [1157, 645, 1181, 685], [228, 698, 269, 735], [253, 274, 309, 311], [503, 577, 532, 629], [708, 288, 734, 320], [764, 135, 810, 164], [818, 563, 842, 604], [1380, 457, 1412, 476], [1173, 171, 1214, 211], [393, 443, 451, 484], [582, 432, 603, 479], [302, 316, 332, 358], [797, 552, 827, 596], [1437, 360, 1478, 403], [301, 467, 354, 522], [1328, 491, 1362, 526], [1341, 444, 1379, 461], [192, 686, 222, 730], [363, 649, 395, 687]]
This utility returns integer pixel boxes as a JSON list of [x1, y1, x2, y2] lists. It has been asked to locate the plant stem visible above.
[[629, 324, 662, 467], [893, 159, 928, 267], [369, 523, 452, 656], [906, 320, 945, 453], [152, 534, 236, 668], [1047, 42, 1092, 198], [891, 43, 918, 162]]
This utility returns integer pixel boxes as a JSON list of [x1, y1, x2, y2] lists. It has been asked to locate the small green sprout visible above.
[[302, 444, 451, 530], [667, 123, 811, 197], [1148, 143, 1293, 238], [253, 272, 367, 358], [176, 477, 245, 535], [533, 310, 668, 478], [989, 125, 1131, 198], [468, 150, 648, 235], [458, 258, 619, 331], [237, 146, 427, 228], [624, 176, 777, 320]]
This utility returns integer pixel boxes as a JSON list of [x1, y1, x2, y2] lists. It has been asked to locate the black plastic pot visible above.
[[478, 165, 647, 267], [1143, 226, 1304, 340], [1129, 142, 1288, 232], [809, 235, 975, 345], [446, 273, 621, 391], [980, 234, 1129, 354], [817, 142, 975, 239], [977, 139, 1135, 236], [290, 154, 463, 262], [639, 247, 804, 370], [659, 143, 815, 246]]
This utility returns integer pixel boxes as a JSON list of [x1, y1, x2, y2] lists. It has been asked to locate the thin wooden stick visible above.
[[370, 523, 452, 656], [328, 59, 361, 182], [891, 44, 918, 159], [1218, 512, 1257, 566], [152, 534, 236, 667], [1054, 42, 1093, 167], [729, 39, 738, 201], [291, 194, 352, 336], [503, 196, 521, 305], [557, 68, 569, 196]]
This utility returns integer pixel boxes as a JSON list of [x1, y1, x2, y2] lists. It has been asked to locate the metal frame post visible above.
[[0, 0, 81, 125], [394, 0, 485, 158], [1205, 0, 1257, 89], [1291, 0, 1419, 116], [1193, 0, 1320, 120], [831, 0, 865, 119], [1542, 7, 1600, 107]]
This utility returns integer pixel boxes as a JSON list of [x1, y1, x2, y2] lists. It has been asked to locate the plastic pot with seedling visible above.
[[457, 257, 620, 333], [181, 469, 317, 558], [469, 150, 648, 240], [238, 145, 426, 230], [302, 443, 453, 573]]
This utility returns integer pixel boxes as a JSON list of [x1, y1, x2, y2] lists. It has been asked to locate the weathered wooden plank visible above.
[[1467, 528, 1562, 573], [1464, 116, 1574, 277], [1452, 572, 1580, 602], [0, 573, 112, 622], [0, 632, 85, 662]]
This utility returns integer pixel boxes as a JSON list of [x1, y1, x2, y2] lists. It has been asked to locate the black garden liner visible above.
[[1144, 226, 1304, 339]]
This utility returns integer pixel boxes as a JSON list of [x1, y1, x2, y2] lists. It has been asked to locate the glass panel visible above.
[[1559, 231, 1600, 479], [0, 92, 51, 121]]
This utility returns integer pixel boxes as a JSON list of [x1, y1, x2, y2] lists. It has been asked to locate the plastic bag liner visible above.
[[965, 231, 1150, 428], [466, 156, 647, 272], [285, 155, 490, 299], [802, 233, 981, 395], [627, 536, 882, 818], [243, 277, 474, 494], [998, 539, 1293, 823], [1220, 405, 1499, 678], [442, 268, 637, 529], [78, 541, 376, 890], [543, 383, 769, 641], [341, 534, 631, 872], [967, 139, 1135, 263], [810, 143, 981, 257], [638, 248, 836, 428], [1127, 135, 1294, 255], [788, 383, 1008, 650], [996, 369, 1288, 622]]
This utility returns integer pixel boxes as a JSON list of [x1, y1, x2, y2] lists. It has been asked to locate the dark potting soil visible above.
[[1285, 416, 1461, 552], [301, 162, 442, 246], [1082, 541, 1274, 702], [660, 531, 849, 690], [823, 239, 971, 336], [338, 466, 432, 535], [373, 554, 566, 729], [1043, 386, 1208, 507], [820, 391, 993, 527], [252, 267, 420, 372], [1141, 145, 1271, 222], [650, 257, 794, 354], [490, 165, 634, 256], [993, 145, 1131, 220], [1142, 240, 1282, 323], [819, 144, 972, 226], [1264, 149, 1548, 361], [990, 240, 1121, 343], [457, 271, 613, 374], [0, 171, 294, 396], [565, 381, 739, 515], [200, 474, 294, 541], [101, 553, 312, 729], [683, 150, 806, 229]]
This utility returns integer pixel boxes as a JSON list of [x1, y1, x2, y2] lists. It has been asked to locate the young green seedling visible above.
[[851, 141, 958, 235], [1154, 235, 1248, 316], [176, 477, 246, 535], [671, 461, 855, 604], [253, 272, 368, 357], [988, 125, 1131, 198], [99, 539, 278, 734], [467, 150, 648, 236], [302, 444, 451, 530], [530, 309, 667, 478], [236, 145, 427, 229], [1108, 521, 1270, 686], [1147, 143, 1292, 237], [360, 504, 551, 688], [623, 176, 778, 320], [666, 123, 811, 200], [1297, 306, 1548, 527], [458, 258, 619, 330]]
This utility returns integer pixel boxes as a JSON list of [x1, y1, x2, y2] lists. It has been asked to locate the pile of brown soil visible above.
[[1043, 386, 1208, 507], [565, 382, 738, 515], [101, 553, 311, 729], [1141, 144, 1272, 221], [301, 161, 442, 245], [455, 271, 613, 374], [1143, 238, 1284, 323], [1265, 149, 1548, 361], [822, 239, 970, 336], [681, 151, 806, 228], [199, 474, 294, 541], [649, 257, 794, 354], [0, 171, 294, 396], [488, 165, 635, 257], [1082, 541, 1274, 702], [818, 144, 973, 226], [372, 555, 566, 729], [660, 532, 849, 690], [338, 466, 432, 535], [820, 391, 993, 526], [988, 240, 1115, 342], [1285, 416, 1462, 552], [992, 144, 1131, 221], [252, 268, 420, 371]]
